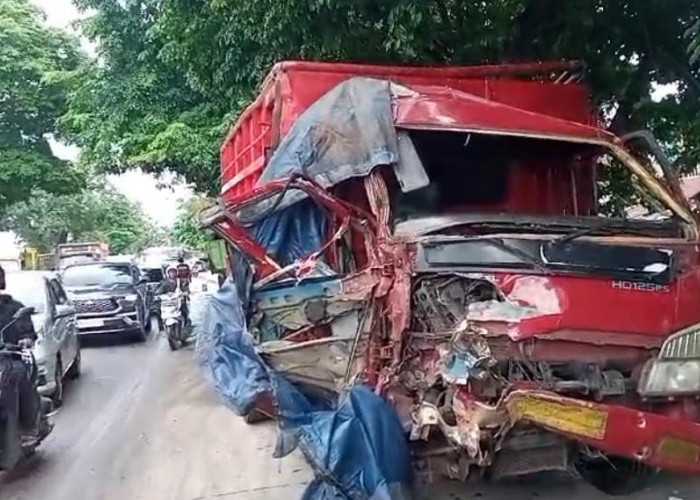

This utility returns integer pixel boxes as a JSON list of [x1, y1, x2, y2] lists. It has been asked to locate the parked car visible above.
[[60, 261, 151, 341], [4, 271, 81, 406]]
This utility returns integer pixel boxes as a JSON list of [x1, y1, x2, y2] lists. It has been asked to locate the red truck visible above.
[[202, 60, 700, 493]]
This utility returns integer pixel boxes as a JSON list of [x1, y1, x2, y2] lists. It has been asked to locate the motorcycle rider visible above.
[[175, 255, 191, 293], [156, 265, 189, 327], [0, 264, 40, 468]]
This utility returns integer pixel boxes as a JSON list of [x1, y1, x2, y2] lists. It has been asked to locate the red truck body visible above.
[[221, 61, 595, 204], [207, 60, 700, 491]]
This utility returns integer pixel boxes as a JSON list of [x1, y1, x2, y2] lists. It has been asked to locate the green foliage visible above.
[[3, 185, 160, 254], [0, 0, 84, 208], [688, 19, 700, 65], [0, 147, 83, 208], [62, 0, 700, 194], [172, 196, 213, 251]]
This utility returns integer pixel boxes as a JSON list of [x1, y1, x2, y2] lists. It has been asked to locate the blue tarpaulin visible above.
[[250, 200, 327, 266], [238, 78, 400, 220], [197, 281, 412, 499]]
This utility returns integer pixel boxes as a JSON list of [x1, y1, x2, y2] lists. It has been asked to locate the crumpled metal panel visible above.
[[198, 280, 413, 499]]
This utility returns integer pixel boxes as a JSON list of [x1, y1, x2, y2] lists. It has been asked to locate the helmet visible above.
[[166, 265, 178, 280]]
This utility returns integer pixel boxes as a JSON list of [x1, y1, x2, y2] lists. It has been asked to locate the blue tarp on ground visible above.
[[197, 281, 413, 499]]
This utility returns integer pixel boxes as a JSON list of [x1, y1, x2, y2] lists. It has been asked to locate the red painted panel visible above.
[[221, 60, 597, 201], [488, 260, 700, 340]]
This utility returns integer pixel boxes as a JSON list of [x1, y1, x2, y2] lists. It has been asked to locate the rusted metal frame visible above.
[[207, 218, 281, 277], [252, 213, 352, 289], [208, 177, 379, 280], [363, 171, 414, 390], [416, 386, 700, 474]]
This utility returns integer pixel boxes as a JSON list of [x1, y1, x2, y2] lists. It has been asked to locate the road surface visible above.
[[0, 303, 698, 499]]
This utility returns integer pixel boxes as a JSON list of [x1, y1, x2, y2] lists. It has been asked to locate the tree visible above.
[[172, 196, 214, 251], [63, 1, 700, 193], [688, 18, 700, 65], [0, 0, 85, 209], [3, 185, 159, 254]]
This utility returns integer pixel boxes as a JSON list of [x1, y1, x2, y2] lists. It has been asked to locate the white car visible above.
[[5, 271, 81, 406]]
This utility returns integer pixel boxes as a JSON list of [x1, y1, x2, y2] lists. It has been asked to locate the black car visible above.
[[60, 261, 151, 341]]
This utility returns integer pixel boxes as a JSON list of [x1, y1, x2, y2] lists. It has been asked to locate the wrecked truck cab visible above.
[[202, 61, 700, 494]]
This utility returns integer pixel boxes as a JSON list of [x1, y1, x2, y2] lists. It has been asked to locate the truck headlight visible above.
[[638, 325, 700, 396]]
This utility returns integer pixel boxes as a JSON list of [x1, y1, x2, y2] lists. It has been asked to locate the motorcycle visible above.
[[0, 307, 53, 470], [160, 289, 189, 351]]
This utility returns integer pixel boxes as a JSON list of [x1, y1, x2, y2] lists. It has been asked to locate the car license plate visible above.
[[78, 318, 104, 329]]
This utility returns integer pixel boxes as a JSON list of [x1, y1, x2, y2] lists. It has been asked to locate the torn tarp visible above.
[[239, 78, 400, 220], [197, 280, 412, 499], [251, 199, 327, 266]]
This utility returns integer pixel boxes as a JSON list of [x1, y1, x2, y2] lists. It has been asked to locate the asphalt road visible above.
[[0, 299, 697, 499]]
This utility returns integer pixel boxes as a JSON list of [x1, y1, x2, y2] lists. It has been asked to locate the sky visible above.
[[30, 0, 193, 227]]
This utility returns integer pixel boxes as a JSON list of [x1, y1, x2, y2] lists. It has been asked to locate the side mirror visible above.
[[55, 304, 76, 318], [12, 306, 35, 321]]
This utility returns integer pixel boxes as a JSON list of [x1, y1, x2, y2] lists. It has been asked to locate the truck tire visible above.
[[574, 450, 651, 495]]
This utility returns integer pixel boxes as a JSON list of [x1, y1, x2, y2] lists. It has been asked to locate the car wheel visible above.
[[133, 320, 147, 342], [66, 348, 81, 379], [52, 358, 64, 408], [144, 307, 153, 333]]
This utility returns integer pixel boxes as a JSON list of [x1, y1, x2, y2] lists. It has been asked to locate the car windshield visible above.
[[62, 264, 133, 288], [141, 247, 181, 261], [4, 274, 46, 313]]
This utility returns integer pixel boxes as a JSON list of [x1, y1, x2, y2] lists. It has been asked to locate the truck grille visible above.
[[73, 298, 118, 314]]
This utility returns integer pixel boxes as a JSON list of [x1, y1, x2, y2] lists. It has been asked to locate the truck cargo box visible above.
[[220, 60, 593, 201]]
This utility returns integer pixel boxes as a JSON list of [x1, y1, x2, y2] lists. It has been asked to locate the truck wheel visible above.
[[574, 451, 651, 495]]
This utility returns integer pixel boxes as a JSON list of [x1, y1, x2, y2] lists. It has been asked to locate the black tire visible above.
[[66, 348, 81, 379], [51, 358, 63, 408], [167, 336, 179, 350], [166, 325, 179, 350], [144, 305, 153, 333], [133, 320, 147, 343], [574, 451, 651, 496]]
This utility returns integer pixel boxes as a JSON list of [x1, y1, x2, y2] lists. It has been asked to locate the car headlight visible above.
[[638, 325, 700, 396], [119, 294, 139, 311]]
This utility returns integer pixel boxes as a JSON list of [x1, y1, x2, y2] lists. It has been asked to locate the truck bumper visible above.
[[415, 389, 700, 475]]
